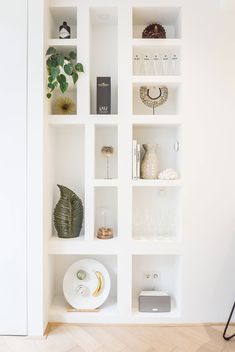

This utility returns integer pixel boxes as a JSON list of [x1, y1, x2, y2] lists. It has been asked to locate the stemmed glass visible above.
[[101, 146, 114, 179]]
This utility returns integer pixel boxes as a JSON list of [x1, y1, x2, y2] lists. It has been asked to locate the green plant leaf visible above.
[[48, 82, 54, 89], [57, 54, 64, 67], [64, 63, 73, 75], [46, 47, 56, 56], [59, 81, 69, 93], [47, 57, 58, 68], [75, 63, 84, 72], [57, 74, 66, 83], [51, 66, 60, 80], [72, 71, 78, 84], [69, 51, 77, 60], [48, 76, 54, 83], [47, 93, 52, 99]]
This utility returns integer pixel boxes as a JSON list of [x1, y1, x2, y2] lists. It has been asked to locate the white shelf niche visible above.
[[48, 254, 118, 323], [90, 7, 118, 115], [133, 186, 181, 241], [48, 125, 85, 239], [132, 7, 182, 39], [132, 255, 181, 316], [48, 6, 77, 39], [133, 124, 182, 175], [94, 187, 118, 240], [133, 45, 181, 76], [95, 125, 118, 180], [133, 82, 181, 115]]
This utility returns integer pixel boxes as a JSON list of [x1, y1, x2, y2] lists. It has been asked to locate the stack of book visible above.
[[132, 140, 141, 179]]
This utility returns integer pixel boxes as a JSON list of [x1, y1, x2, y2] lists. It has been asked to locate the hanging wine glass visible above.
[[162, 53, 169, 75], [152, 53, 161, 75], [143, 53, 151, 75], [171, 53, 179, 75], [133, 53, 142, 75]]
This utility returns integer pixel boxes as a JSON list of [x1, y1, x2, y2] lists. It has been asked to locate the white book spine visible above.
[[132, 140, 137, 180], [136, 144, 140, 179]]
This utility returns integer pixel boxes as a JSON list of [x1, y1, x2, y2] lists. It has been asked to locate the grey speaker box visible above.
[[139, 291, 171, 313]]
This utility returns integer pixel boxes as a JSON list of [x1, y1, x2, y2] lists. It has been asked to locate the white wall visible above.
[[0, 0, 27, 335], [182, 0, 235, 322]]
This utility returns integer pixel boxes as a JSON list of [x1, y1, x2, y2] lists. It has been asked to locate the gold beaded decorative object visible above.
[[97, 227, 113, 240], [140, 86, 168, 115]]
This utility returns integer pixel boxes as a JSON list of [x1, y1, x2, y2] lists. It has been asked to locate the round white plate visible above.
[[63, 259, 111, 310]]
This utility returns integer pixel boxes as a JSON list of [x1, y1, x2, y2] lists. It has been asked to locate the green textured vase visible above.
[[54, 185, 84, 238]]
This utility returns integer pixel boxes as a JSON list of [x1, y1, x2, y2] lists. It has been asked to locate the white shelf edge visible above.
[[132, 38, 182, 47], [49, 1, 77, 7], [48, 237, 182, 256], [131, 240, 182, 255], [93, 179, 119, 187], [132, 179, 182, 187], [132, 115, 182, 126], [49, 296, 119, 323], [48, 115, 119, 126], [48, 237, 120, 255], [48, 39, 77, 46], [48, 115, 84, 125], [132, 75, 182, 84]]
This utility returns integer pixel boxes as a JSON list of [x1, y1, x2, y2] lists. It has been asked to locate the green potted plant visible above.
[[46, 47, 84, 99]]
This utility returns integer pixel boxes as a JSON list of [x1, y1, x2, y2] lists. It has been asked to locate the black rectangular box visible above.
[[96, 77, 111, 114]]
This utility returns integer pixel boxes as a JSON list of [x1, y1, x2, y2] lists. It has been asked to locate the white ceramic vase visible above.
[[140, 144, 159, 179]]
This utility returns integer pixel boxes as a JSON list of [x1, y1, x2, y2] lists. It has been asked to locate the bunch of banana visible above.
[[92, 271, 104, 297]]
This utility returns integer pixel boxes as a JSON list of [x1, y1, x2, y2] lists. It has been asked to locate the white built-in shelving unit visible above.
[[44, 0, 183, 324]]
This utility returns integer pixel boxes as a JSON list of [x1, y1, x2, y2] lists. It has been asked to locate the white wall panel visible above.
[[0, 0, 27, 335]]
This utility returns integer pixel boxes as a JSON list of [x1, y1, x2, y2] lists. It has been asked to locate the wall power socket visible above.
[[143, 271, 159, 280]]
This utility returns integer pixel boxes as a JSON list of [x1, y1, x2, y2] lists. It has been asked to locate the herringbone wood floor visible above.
[[0, 324, 235, 352]]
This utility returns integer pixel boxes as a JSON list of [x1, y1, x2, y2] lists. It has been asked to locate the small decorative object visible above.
[[142, 23, 166, 39], [63, 259, 111, 310], [54, 185, 84, 238], [77, 270, 87, 280], [140, 86, 168, 115], [97, 207, 113, 240], [97, 77, 111, 114], [140, 144, 159, 179], [158, 168, 179, 180], [59, 21, 71, 39], [97, 227, 113, 239], [76, 285, 90, 297], [101, 146, 114, 179], [92, 271, 104, 297], [46, 46, 84, 99], [53, 96, 76, 115]]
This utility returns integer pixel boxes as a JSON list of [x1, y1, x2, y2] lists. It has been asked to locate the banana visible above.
[[92, 271, 104, 297]]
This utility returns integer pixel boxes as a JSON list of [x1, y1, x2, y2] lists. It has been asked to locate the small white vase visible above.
[[140, 144, 159, 179]]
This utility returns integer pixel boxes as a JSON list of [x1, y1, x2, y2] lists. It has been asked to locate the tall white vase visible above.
[[140, 144, 159, 179]]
